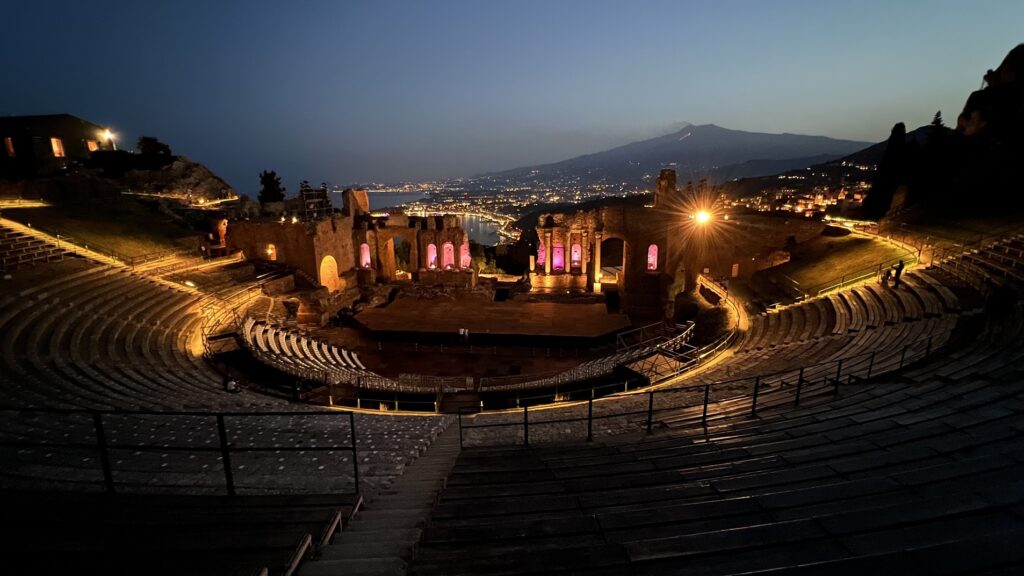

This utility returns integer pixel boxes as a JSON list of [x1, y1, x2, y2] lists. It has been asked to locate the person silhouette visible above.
[[893, 260, 905, 289]]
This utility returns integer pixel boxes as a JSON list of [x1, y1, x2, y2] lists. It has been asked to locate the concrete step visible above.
[[300, 557, 405, 576], [370, 499, 437, 511], [320, 540, 417, 560], [353, 508, 433, 520], [333, 528, 422, 545], [348, 516, 426, 531]]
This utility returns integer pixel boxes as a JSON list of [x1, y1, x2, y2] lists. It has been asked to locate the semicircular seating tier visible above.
[[404, 232, 1024, 576]]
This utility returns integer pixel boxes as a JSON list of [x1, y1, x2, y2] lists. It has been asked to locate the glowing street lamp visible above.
[[101, 129, 116, 150], [695, 210, 711, 224]]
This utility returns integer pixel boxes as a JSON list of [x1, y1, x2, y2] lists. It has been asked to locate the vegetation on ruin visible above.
[[5, 197, 197, 257]]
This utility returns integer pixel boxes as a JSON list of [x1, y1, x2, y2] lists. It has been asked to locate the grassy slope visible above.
[[4, 198, 195, 257], [761, 233, 911, 294]]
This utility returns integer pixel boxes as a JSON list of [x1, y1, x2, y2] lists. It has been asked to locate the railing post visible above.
[[587, 395, 594, 442], [794, 366, 802, 403], [92, 411, 116, 495], [523, 405, 529, 447], [926, 336, 933, 356], [702, 384, 710, 425], [834, 359, 843, 395], [646, 391, 654, 434], [457, 410, 464, 449], [750, 376, 761, 417], [899, 345, 908, 369], [349, 411, 360, 495], [866, 351, 876, 380], [216, 414, 236, 496]]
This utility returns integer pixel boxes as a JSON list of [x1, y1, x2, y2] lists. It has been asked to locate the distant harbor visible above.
[[331, 190, 503, 245]]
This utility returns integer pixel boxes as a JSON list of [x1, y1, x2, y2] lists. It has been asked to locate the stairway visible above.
[[300, 424, 461, 576]]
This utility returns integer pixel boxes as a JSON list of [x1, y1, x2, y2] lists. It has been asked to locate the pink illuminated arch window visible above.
[[552, 243, 565, 271], [647, 243, 658, 271], [427, 243, 438, 269], [537, 242, 546, 269], [570, 243, 582, 269], [460, 243, 471, 269], [442, 242, 455, 269], [359, 243, 371, 268]]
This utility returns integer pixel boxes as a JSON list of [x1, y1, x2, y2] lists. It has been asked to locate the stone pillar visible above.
[[593, 231, 603, 287], [581, 231, 589, 276], [544, 231, 552, 275]]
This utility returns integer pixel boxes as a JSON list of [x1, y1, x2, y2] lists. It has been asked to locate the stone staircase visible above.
[[301, 425, 462, 576]]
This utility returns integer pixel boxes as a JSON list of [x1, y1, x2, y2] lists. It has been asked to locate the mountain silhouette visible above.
[[487, 124, 869, 184]]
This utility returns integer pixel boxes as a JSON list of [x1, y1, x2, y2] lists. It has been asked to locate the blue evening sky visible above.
[[4, 0, 1022, 192]]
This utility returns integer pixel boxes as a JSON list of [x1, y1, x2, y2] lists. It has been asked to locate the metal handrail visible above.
[[0, 408, 361, 496], [457, 325, 953, 447]]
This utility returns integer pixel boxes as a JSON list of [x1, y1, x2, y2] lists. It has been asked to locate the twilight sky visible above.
[[4, 1, 1022, 193]]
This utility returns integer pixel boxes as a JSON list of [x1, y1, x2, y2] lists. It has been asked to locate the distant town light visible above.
[[291, 216, 299, 224]]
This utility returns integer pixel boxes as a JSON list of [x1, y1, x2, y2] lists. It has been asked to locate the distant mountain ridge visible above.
[[487, 124, 870, 184]]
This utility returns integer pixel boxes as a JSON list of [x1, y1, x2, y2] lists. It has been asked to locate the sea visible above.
[[330, 191, 501, 245]]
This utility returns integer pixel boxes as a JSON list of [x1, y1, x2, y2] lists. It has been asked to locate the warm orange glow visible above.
[[50, 138, 65, 158], [695, 210, 711, 224]]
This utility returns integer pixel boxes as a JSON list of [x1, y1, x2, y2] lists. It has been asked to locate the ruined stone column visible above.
[[544, 231, 552, 275], [593, 231, 602, 287]]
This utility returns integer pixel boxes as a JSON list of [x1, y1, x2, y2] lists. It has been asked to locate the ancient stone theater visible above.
[[225, 187, 474, 295], [529, 169, 823, 316]]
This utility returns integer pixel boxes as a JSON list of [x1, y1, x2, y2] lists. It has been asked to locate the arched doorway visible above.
[[442, 241, 455, 269], [263, 243, 278, 261], [600, 237, 626, 284], [647, 243, 659, 271], [319, 255, 342, 292], [426, 243, 438, 269], [359, 243, 372, 268], [552, 243, 565, 272], [392, 237, 411, 279]]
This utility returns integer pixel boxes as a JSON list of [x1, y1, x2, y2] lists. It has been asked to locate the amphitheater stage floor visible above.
[[355, 299, 631, 340]]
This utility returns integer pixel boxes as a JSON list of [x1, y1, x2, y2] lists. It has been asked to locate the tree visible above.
[[931, 110, 945, 129], [136, 136, 172, 156], [258, 170, 286, 204]]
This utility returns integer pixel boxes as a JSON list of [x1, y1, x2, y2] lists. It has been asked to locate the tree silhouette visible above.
[[136, 136, 172, 156], [864, 123, 908, 219], [258, 170, 286, 204], [931, 110, 945, 129]]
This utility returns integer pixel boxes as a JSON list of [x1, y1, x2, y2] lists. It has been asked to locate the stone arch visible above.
[[319, 255, 342, 293], [599, 236, 628, 285], [263, 243, 278, 261]]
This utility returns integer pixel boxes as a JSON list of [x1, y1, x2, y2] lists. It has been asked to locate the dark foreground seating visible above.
[[411, 371, 1024, 575], [0, 491, 360, 576]]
